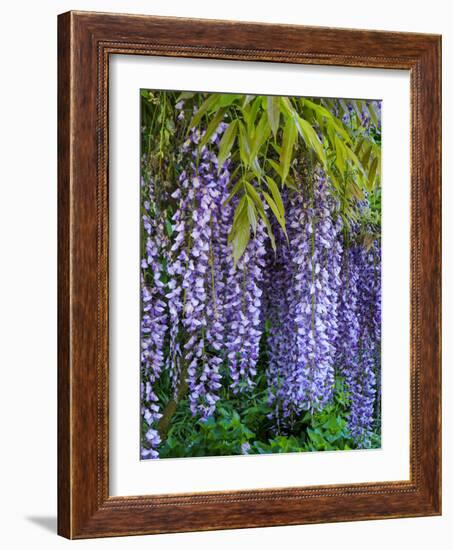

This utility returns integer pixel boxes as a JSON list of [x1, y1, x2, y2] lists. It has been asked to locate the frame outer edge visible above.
[[57, 10, 442, 538], [57, 11, 73, 540]]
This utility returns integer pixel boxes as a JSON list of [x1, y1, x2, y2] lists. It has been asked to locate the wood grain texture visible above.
[[57, 10, 442, 539]]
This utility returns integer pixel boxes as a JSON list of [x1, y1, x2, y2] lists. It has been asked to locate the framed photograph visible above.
[[58, 11, 441, 539]]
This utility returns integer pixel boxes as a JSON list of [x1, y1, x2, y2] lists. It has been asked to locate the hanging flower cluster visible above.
[[265, 171, 343, 428], [224, 220, 267, 392], [336, 232, 381, 447], [140, 178, 169, 459], [164, 118, 268, 421]]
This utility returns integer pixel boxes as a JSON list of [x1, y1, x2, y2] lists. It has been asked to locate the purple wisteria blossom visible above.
[[266, 171, 342, 428], [166, 119, 268, 418], [224, 219, 267, 392], [337, 233, 381, 447], [140, 178, 169, 459]]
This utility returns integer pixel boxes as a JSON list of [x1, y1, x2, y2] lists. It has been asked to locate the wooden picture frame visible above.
[[58, 10, 441, 539]]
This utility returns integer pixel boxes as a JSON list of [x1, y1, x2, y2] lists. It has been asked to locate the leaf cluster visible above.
[[157, 374, 380, 458], [177, 92, 381, 261]]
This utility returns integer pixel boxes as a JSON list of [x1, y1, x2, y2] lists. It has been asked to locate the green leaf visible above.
[[296, 116, 326, 166], [361, 143, 372, 171], [367, 101, 379, 126], [335, 135, 345, 174], [350, 100, 362, 119], [244, 97, 262, 133], [280, 116, 297, 183], [266, 96, 280, 138], [231, 207, 251, 265], [228, 195, 247, 244], [241, 95, 254, 108], [264, 176, 285, 218], [368, 156, 379, 189], [302, 98, 333, 120], [266, 159, 295, 191], [223, 177, 244, 206], [343, 144, 366, 177], [262, 191, 286, 234], [188, 94, 220, 130], [339, 99, 349, 118], [244, 181, 262, 206], [199, 108, 226, 148], [267, 158, 283, 178], [217, 94, 241, 108], [176, 91, 196, 102], [245, 182, 276, 251], [217, 120, 238, 170], [330, 117, 352, 143], [246, 196, 258, 235], [354, 137, 364, 156], [250, 111, 271, 160], [238, 121, 251, 167]]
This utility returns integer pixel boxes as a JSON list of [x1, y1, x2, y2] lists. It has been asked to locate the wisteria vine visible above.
[[140, 99, 382, 459]]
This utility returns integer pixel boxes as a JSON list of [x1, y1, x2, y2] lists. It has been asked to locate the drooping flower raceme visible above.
[[166, 126, 229, 419], [166, 121, 268, 417], [336, 232, 381, 447], [224, 218, 267, 392], [140, 178, 169, 459], [266, 171, 342, 427]]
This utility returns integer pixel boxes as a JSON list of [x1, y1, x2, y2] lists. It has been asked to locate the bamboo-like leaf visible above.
[[267, 159, 296, 190], [246, 196, 258, 235], [302, 98, 334, 121], [329, 117, 352, 143], [271, 142, 282, 156], [347, 180, 365, 200], [244, 97, 262, 133], [368, 156, 379, 189], [251, 157, 263, 181], [267, 158, 282, 178], [354, 137, 364, 156], [223, 177, 243, 206], [322, 98, 336, 113], [250, 111, 270, 160], [343, 144, 366, 177], [265, 176, 285, 218], [350, 100, 361, 119], [266, 96, 281, 138], [339, 99, 349, 118], [361, 143, 372, 171], [367, 102, 379, 126], [238, 121, 251, 167], [297, 116, 326, 166], [199, 108, 226, 149], [217, 94, 241, 108], [280, 116, 297, 183], [241, 95, 254, 108], [243, 182, 277, 251], [217, 120, 238, 171], [244, 181, 262, 206], [188, 94, 220, 130], [228, 195, 247, 244], [262, 191, 286, 234], [335, 135, 345, 174], [176, 91, 196, 102], [231, 207, 251, 265], [284, 178, 299, 191]]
